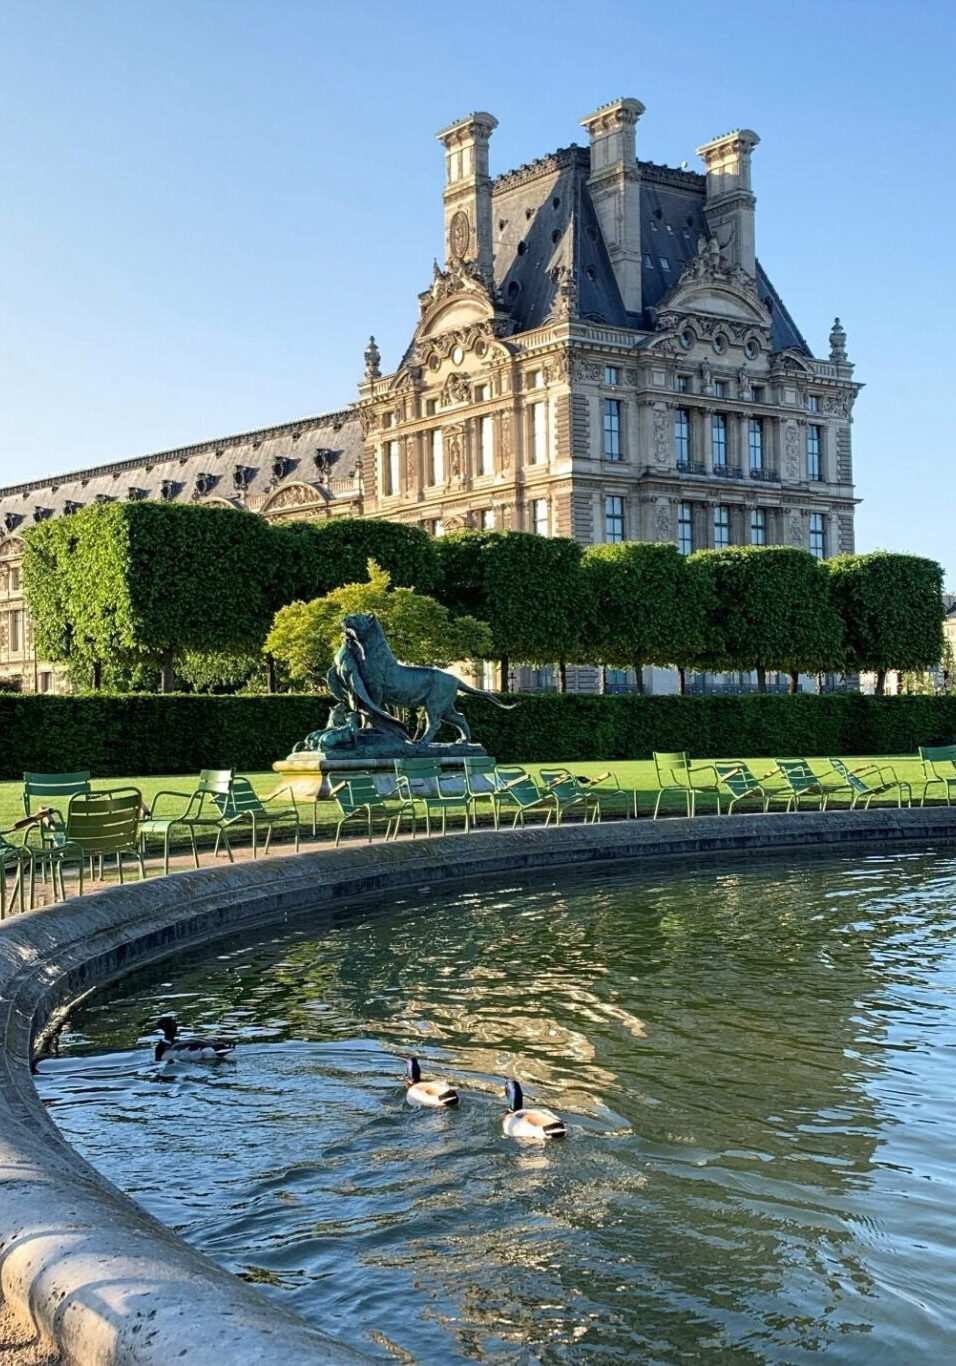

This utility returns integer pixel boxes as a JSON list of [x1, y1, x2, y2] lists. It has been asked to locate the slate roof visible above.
[[492, 146, 810, 353], [0, 409, 362, 537]]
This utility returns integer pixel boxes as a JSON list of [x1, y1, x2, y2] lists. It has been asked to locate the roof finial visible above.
[[829, 316, 847, 363], [364, 335, 381, 380]]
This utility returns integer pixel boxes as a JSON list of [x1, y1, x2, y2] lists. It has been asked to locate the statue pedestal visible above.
[[273, 743, 487, 797]]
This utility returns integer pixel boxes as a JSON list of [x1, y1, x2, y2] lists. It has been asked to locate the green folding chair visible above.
[[211, 776, 301, 858], [328, 772, 416, 846], [825, 757, 912, 810], [774, 758, 843, 812], [714, 763, 771, 815], [395, 758, 469, 836], [463, 756, 506, 830], [1, 827, 28, 917], [652, 752, 721, 819], [918, 746, 956, 806], [27, 787, 145, 905], [492, 766, 561, 828], [139, 769, 236, 876]]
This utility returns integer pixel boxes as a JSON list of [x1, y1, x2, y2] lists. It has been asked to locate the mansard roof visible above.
[[0, 408, 362, 535], [491, 145, 809, 353]]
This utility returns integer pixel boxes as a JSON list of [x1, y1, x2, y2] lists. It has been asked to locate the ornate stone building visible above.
[[0, 97, 860, 693]]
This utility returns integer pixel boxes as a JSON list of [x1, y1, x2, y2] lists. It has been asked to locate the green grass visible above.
[[0, 755, 939, 840]]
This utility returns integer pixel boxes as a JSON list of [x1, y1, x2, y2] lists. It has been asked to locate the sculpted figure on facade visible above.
[[653, 407, 669, 466], [784, 422, 800, 480], [654, 499, 673, 541]]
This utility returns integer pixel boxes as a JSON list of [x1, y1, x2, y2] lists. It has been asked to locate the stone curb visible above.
[[2, 807, 955, 1363]]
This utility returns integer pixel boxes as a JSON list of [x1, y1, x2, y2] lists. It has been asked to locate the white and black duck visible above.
[[502, 1078, 566, 1140], [154, 1015, 236, 1063], [403, 1055, 459, 1107]]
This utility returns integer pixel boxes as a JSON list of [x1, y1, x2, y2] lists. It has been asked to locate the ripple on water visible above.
[[36, 849, 956, 1362]]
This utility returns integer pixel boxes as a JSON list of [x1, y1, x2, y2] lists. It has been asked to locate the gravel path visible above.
[[0, 1304, 59, 1366]]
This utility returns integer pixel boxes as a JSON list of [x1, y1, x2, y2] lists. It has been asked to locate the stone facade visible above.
[[0, 97, 860, 694]]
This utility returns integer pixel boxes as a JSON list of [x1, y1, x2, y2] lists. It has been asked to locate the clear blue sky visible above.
[[1, 0, 953, 587]]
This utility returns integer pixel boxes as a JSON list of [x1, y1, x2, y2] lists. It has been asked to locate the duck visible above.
[[403, 1056, 459, 1107], [502, 1079, 566, 1140], [154, 1015, 236, 1063]]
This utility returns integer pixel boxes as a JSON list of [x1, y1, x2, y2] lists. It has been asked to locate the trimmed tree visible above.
[[582, 542, 709, 693], [23, 501, 287, 691], [265, 559, 492, 689], [282, 518, 441, 601], [827, 552, 944, 695], [436, 530, 590, 692], [690, 546, 843, 692]]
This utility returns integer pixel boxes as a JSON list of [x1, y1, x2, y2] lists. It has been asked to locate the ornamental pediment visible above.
[[414, 259, 512, 346], [0, 535, 25, 559], [260, 482, 323, 514]]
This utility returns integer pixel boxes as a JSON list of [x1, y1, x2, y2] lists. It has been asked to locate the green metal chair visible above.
[[651, 752, 721, 819], [714, 763, 771, 815], [211, 776, 301, 858], [918, 745, 956, 806], [138, 769, 236, 876], [27, 788, 145, 905], [825, 757, 912, 810], [22, 770, 93, 872], [463, 756, 506, 830], [328, 772, 416, 846], [492, 766, 561, 828], [395, 758, 469, 836], [0, 827, 28, 917], [774, 758, 843, 812], [539, 768, 631, 823]]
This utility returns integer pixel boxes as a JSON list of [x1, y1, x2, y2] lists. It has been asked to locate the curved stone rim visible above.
[[2, 809, 955, 1363]]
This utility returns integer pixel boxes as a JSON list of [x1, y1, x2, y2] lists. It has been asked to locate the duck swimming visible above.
[[502, 1079, 566, 1140], [154, 1015, 236, 1063], [403, 1056, 459, 1107]]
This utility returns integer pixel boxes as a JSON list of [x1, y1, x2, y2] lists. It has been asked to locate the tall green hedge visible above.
[[0, 693, 953, 779]]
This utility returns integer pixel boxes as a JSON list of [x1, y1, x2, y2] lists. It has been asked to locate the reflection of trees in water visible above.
[[62, 852, 956, 1362]]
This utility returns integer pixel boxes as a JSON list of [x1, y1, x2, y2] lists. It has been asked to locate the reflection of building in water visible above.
[[0, 97, 860, 696]]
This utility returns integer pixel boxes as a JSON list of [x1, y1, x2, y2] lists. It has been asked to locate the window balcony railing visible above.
[[675, 459, 707, 476], [712, 463, 743, 480], [749, 466, 779, 482]]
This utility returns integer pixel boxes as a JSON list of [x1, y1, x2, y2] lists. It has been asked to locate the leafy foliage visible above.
[[282, 518, 441, 600], [436, 531, 590, 668], [175, 647, 269, 694], [689, 546, 843, 683], [265, 560, 492, 688], [827, 552, 944, 690], [582, 542, 710, 671]]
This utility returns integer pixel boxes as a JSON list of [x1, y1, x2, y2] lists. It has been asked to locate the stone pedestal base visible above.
[[273, 744, 486, 797]]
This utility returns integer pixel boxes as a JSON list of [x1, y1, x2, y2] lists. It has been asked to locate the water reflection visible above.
[[37, 849, 956, 1362]]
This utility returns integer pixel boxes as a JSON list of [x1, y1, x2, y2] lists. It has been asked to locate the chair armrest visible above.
[[148, 790, 194, 817], [10, 807, 56, 832], [260, 785, 296, 807], [689, 764, 719, 788], [327, 781, 347, 798]]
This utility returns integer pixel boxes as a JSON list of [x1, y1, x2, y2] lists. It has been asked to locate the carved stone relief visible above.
[[653, 407, 670, 466], [654, 498, 673, 541], [788, 510, 804, 547], [784, 422, 800, 480], [498, 412, 513, 471]]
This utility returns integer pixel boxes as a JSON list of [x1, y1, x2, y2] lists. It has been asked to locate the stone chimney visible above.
[[436, 112, 498, 280], [580, 98, 645, 314], [695, 129, 760, 277]]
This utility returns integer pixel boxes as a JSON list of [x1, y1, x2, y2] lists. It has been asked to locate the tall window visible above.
[[604, 365, 620, 386], [478, 415, 494, 475], [603, 399, 622, 459], [714, 380, 728, 399], [807, 425, 822, 480], [711, 414, 727, 467], [748, 417, 763, 472], [530, 403, 547, 464], [677, 503, 694, 556], [809, 513, 826, 559], [9, 610, 23, 653], [808, 394, 820, 413], [750, 508, 767, 545], [481, 508, 495, 530], [531, 498, 548, 536], [676, 374, 690, 394], [432, 518, 445, 537], [386, 441, 400, 496], [604, 496, 625, 543], [430, 429, 444, 485], [674, 409, 690, 463], [475, 383, 490, 402], [713, 506, 730, 548]]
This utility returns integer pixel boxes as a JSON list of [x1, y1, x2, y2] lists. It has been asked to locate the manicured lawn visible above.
[[0, 755, 935, 839]]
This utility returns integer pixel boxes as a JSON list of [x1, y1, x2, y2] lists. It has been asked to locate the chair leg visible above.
[[163, 835, 170, 878], [220, 831, 234, 865], [653, 792, 663, 820]]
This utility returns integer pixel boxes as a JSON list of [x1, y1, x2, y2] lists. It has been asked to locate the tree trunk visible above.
[[499, 655, 510, 694], [266, 652, 277, 695], [160, 648, 175, 694], [599, 664, 607, 695], [816, 672, 824, 695], [788, 670, 799, 694], [677, 666, 687, 696], [92, 660, 102, 692], [632, 658, 645, 695], [875, 668, 887, 696], [557, 660, 567, 693], [756, 664, 767, 694]]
